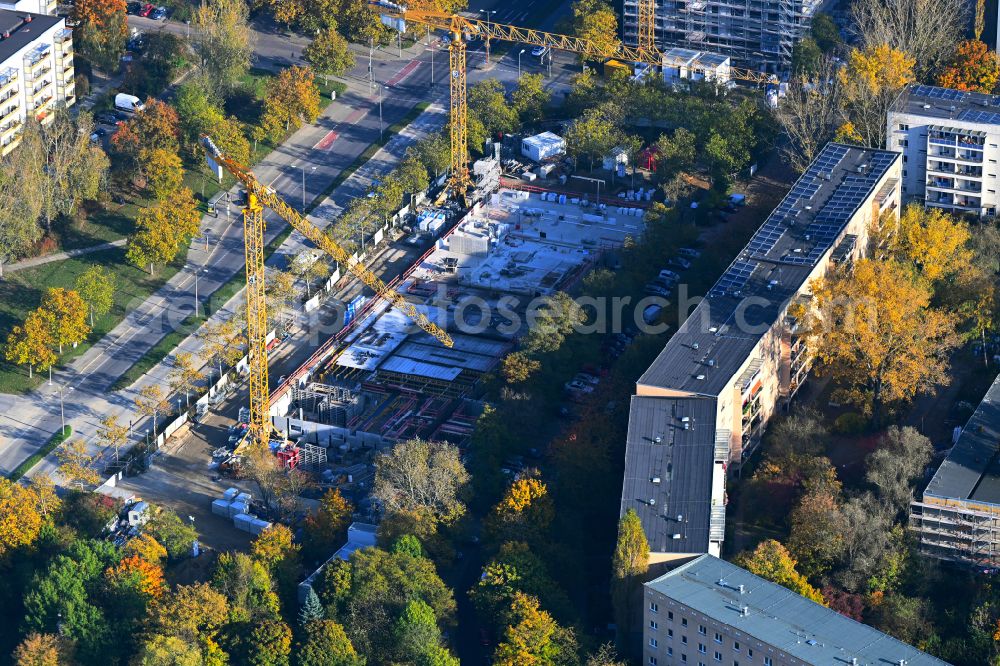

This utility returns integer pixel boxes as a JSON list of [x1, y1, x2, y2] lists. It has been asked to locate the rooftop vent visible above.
[[923, 103, 931, 109], [707, 359, 716, 367], [738, 584, 745, 594], [695, 374, 706, 380], [949, 105, 956, 112], [677, 514, 683, 521], [709, 326, 718, 333], [717, 578, 726, 586], [851, 659, 859, 666], [739, 606, 749, 617], [806, 639, 818, 646], [652, 476, 661, 484], [654, 435, 663, 444], [671, 533, 682, 539], [692, 342, 699, 350], [680, 416, 691, 423], [649, 498, 656, 505]]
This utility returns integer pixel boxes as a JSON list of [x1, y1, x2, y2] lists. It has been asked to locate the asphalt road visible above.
[[0, 0, 580, 477]]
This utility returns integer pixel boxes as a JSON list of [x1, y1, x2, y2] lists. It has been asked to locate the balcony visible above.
[[1, 134, 22, 157], [60, 66, 74, 82], [31, 81, 52, 99], [1, 119, 22, 138], [25, 52, 52, 74], [0, 104, 19, 125], [927, 178, 982, 194], [0, 69, 17, 96]]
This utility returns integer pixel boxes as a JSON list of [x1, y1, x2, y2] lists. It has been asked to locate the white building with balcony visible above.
[[0, 0, 56, 16], [887, 84, 1000, 217], [0, 9, 75, 156]]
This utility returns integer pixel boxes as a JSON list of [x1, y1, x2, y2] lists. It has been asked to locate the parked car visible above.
[[667, 257, 692, 270], [564, 379, 594, 394], [150, 5, 167, 19], [645, 284, 672, 297], [95, 110, 119, 125], [126, 1, 142, 13], [139, 3, 154, 16], [658, 269, 680, 282], [89, 127, 107, 143], [642, 304, 663, 324], [649, 275, 675, 288], [575, 372, 600, 386], [678, 247, 701, 259], [531, 45, 549, 57]]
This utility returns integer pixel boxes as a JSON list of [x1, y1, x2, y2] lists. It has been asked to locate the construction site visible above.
[[268, 181, 647, 457]]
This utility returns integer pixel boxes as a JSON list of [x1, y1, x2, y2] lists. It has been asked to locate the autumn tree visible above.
[[0, 159, 43, 270], [146, 507, 198, 560], [415, 131, 451, 179], [127, 188, 201, 274], [372, 438, 469, 538], [142, 148, 185, 200], [587, 644, 628, 666], [144, 582, 229, 661], [296, 619, 364, 666], [105, 553, 166, 601], [76, 265, 115, 327], [200, 317, 246, 377], [111, 100, 180, 169], [193, 0, 254, 96], [468, 79, 520, 144], [888, 204, 973, 286], [5, 309, 57, 378], [55, 439, 101, 488], [302, 487, 353, 561], [734, 539, 826, 604], [304, 27, 356, 81], [0, 478, 45, 557], [12, 633, 74, 666], [212, 551, 281, 622], [937, 39, 1000, 92], [167, 351, 205, 405], [260, 66, 322, 142], [787, 476, 846, 579], [96, 414, 129, 464], [777, 59, 843, 173], [123, 533, 168, 566], [797, 258, 959, 423], [73, 0, 127, 71], [851, 0, 966, 78], [571, 0, 619, 56], [563, 106, 623, 172], [488, 476, 554, 544], [39, 288, 90, 354], [494, 592, 579, 666], [838, 45, 915, 148], [502, 351, 541, 384], [135, 384, 170, 438], [471, 541, 573, 627], [611, 508, 649, 649], [251, 523, 301, 609]]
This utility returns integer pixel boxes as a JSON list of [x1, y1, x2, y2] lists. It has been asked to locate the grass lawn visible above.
[[0, 246, 186, 394]]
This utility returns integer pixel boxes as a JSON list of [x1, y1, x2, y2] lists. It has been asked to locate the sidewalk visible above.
[[5, 239, 127, 274]]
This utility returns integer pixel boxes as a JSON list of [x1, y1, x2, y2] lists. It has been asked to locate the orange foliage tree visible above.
[[105, 554, 166, 600], [73, 0, 128, 71], [938, 40, 1000, 93]]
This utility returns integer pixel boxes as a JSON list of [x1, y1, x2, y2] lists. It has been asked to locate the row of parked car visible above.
[[127, 2, 168, 19], [644, 246, 701, 298]]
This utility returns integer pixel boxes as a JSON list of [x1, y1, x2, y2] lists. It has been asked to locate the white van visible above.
[[114, 93, 145, 115]]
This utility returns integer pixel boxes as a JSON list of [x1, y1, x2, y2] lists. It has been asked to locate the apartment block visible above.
[[0, 0, 56, 16], [620, 143, 901, 564], [910, 372, 1000, 566], [0, 9, 76, 156], [642, 555, 947, 666], [887, 83, 1000, 217], [621, 0, 819, 72]]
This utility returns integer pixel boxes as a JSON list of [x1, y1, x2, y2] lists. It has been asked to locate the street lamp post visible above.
[[480, 10, 496, 64], [57, 385, 73, 435], [430, 42, 435, 83], [368, 38, 374, 94], [194, 267, 204, 318], [378, 84, 387, 141], [297, 164, 317, 210], [518, 49, 525, 78], [177, 397, 182, 415]]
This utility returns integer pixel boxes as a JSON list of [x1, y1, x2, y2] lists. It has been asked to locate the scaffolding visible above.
[[622, 0, 816, 71], [290, 383, 365, 426], [910, 500, 1000, 567]]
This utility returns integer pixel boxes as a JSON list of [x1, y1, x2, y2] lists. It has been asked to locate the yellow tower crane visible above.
[[201, 136, 453, 448], [374, 3, 774, 199]]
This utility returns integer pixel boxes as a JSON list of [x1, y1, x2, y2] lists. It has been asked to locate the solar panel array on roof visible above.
[[911, 84, 966, 101], [958, 109, 1000, 125], [709, 260, 755, 297]]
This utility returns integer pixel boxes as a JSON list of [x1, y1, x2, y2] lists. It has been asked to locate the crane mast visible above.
[[201, 136, 453, 448]]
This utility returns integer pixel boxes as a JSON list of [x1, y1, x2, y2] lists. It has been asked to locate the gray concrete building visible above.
[[643, 555, 948, 666], [621, 0, 820, 72], [621, 143, 902, 565]]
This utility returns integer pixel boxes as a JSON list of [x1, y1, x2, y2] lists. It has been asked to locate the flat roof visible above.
[[893, 83, 1000, 126], [0, 9, 61, 64], [620, 396, 722, 554], [648, 555, 949, 665], [924, 372, 1000, 505], [638, 143, 899, 396]]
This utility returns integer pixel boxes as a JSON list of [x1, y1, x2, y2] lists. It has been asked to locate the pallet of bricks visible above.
[[211, 487, 272, 535]]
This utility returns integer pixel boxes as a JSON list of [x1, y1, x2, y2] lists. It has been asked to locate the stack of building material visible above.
[[211, 499, 231, 517], [233, 513, 255, 532]]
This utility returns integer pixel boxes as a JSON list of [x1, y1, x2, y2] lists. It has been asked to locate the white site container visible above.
[[211, 499, 231, 517]]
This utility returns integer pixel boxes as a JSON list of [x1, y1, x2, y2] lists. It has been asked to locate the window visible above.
[[650, 602, 659, 613], [649, 658, 658, 666], [748, 650, 753, 658], [682, 636, 688, 645], [715, 653, 722, 662], [699, 644, 707, 654], [765, 658, 773, 666], [699, 625, 707, 635], [668, 611, 674, 621], [682, 656, 688, 663], [903, 155, 908, 162], [903, 169, 908, 177], [734, 642, 740, 651], [682, 618, 688, 627], [715, 632, 723, 643], [650, 638, 659, 648], [650, 620, 658, 630], [899, 123, 909, 131], [668, 648, 673, 657], [668, 629, 674, 638]]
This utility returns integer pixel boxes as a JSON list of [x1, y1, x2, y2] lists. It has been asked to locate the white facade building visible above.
[[0, 9, 76, 156], [0, 0, 56, 16], [887, 84, 1000, 217]]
